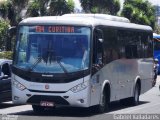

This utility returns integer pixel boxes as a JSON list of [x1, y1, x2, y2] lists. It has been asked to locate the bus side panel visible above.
[[90, 58, 153, 106], [90, 61, 120, 106], [138, 58, 153, 94]]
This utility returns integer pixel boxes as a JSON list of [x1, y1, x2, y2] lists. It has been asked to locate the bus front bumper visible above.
[[12, 86, 91, 108]]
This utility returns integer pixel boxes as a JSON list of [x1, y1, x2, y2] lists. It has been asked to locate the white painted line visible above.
[[0, 105, 32, 114]]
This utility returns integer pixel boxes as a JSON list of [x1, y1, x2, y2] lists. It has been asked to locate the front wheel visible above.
[[96, 90, 109, 113], [129, 83, 140, 106], [152, 79, 156, 87]]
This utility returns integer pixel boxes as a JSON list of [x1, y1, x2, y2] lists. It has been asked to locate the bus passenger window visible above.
[[125, 45, 138, 58]]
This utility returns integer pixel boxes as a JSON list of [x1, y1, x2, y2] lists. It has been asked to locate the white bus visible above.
[[12, 14, 153, 113]]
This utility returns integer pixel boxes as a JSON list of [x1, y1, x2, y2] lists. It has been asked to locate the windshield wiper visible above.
[[57, 58, 68, 74], [27, 57, 42, 72]]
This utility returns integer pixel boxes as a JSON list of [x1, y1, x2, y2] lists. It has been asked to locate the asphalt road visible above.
[[1, 76, 160, 120]]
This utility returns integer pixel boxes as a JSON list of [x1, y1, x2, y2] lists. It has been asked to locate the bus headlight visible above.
[[70, 82, 88, 93], [12, 80, 26, 91]]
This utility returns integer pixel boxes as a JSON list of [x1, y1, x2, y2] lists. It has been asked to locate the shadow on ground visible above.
[[8, 100, 149, 117]]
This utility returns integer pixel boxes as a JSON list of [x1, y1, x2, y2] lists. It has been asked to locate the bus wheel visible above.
[[96, 90, 109, 113], [129, 83, 140, 105]]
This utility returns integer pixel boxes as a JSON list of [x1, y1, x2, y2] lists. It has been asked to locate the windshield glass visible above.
[[14, 26, 91, 73]]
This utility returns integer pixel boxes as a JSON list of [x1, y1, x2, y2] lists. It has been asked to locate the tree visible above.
[[0, 1, 15, 25], [9, 0, 29, 26], [0, 19, 10, 51], [81, 0, 120, 15], [47, 0, 74, 16], [121, 0, 156, 29], [26, 0, 50, 17], [26, 1, 41, 17], [0, 1, 8, 19], [27, 0, 74, 17], [0, 0, 28, 51]]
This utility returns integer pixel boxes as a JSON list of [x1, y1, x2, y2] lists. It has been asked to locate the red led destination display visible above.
[[35, 26, 75, 33]]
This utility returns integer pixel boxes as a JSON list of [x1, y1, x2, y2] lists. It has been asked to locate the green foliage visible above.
[[66, 0, 75, 14], [10, 0, 29, 13], [48, 0, 74, 16], [27, 0, 74, 16], [26, 1, 40, 17], [81, 0, 120, 15], [121, 0, 156, 29], [27, 0, 49, 17], [0, 19, 9, 50], [91, 7, 99, 13], [0, 51, 13, 59], [0, 1, 8, 19]]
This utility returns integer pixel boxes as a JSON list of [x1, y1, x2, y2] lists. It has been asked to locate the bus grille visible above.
[[27, 95, 70, 105]]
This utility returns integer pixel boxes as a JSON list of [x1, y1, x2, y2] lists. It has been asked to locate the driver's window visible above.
[[93, 29, 103, 64], [92, 29, 104, 74]]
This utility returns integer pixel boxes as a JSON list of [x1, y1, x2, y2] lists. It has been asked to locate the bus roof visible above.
[[153, 33, 160, 38], [62, 14, 130, 23], [20, 14, 152, 32]]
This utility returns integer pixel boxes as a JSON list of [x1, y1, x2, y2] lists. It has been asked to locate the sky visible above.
[[145, 0, 160, 5], [73, 0, 82, 11]]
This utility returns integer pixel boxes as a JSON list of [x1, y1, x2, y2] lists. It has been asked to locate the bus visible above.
[[12, 14, 153, 113], [153, 33, 160, 73]]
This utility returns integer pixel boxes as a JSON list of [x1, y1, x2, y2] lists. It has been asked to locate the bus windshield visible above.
[[14, 26, 91, 73]]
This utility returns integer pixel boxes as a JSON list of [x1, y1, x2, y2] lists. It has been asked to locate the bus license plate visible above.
[[40, 101, 54, 107]]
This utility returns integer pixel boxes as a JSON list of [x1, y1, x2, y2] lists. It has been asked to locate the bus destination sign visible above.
[[35, 26, 75, 33]]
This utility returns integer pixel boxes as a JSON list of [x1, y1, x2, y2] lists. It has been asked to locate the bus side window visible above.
[[92, 29, 104, 74]]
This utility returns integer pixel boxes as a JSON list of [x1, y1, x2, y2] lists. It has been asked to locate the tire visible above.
[[96, 90, 109, 113], [152, 81, 156, 87], [129, 83, 140, 106], [152, 79, 156, 87]]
